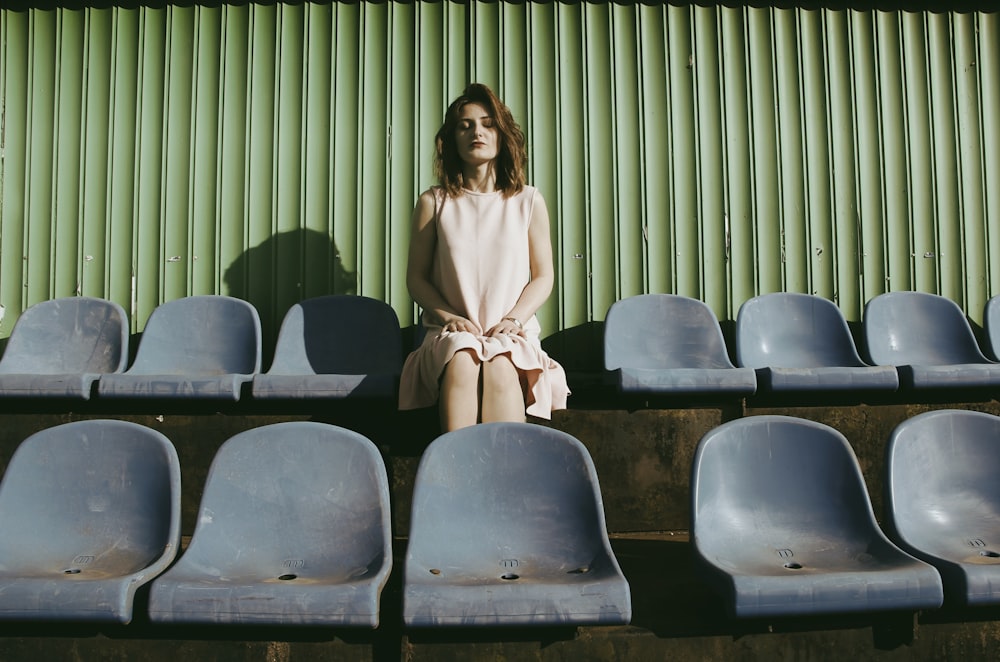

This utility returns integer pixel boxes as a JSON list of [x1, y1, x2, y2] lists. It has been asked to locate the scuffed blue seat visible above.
[[604, 294, 756, 396], [692, 415, 942, 618], [149, 422, 392, 627], [886, 409, 1000, 606], [736, 293, 898, 392], [98, 295, 261, 400], [863, 292, 1000, 390], [0, 420, 181, 623], [982, 296, 1000, 361], [404, 422, 631, 627], [252, 295, 402, 400], [0, 297, 128, 399]]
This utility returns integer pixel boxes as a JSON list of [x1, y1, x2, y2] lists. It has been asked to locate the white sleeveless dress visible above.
[[398, 186, 569, 419]]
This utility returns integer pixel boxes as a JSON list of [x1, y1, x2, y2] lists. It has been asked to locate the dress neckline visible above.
[[460, 188, 502, 197]]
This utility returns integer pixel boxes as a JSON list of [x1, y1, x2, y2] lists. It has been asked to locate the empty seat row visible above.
[[0, 420, 630, 627], [0, 295, 402, 401], [4, 410, 998, 626], [692, 409, 1000, 617], [606, 291, 1000, 396], [5, 289, 999, 403]]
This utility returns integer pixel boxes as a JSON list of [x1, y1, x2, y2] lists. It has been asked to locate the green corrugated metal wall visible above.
[[1, 2, 998, 350]]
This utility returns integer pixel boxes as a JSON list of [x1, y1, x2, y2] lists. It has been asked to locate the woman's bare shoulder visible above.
[[412, 188, 442, 230], [417, 187, 445, 209]]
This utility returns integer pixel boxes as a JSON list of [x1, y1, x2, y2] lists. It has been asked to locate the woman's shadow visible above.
[[223, 228, 357, 360]]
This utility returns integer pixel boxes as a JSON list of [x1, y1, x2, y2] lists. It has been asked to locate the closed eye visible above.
[[457, 117, 495, 131]]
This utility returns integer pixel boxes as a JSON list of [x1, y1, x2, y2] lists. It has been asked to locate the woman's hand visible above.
[[485, 317, 525, 339], [441, 313, 483, 335]]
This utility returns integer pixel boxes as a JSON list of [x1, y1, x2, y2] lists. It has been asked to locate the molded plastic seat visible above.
[[404, 422, 631, 627], [982, 296, 1000, 361], [692, 415, 942, 618], [886, 409, 1000, 606], [863, 292, 1000, 389], [252, 295, 402, 399], [148, 422, 392, 626], [0, 297, 128, 399], [735, 293, 898, 392], [98, 295, 262, 400], [0, 420, 181, 623], [604, 294, 756, 396]]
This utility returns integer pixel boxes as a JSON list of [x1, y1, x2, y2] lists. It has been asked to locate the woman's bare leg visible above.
[[440, 349, 481, 431], [481, 354, 526, 424]]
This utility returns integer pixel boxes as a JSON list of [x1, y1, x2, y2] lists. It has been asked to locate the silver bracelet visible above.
[[503, 317, 523, 329]]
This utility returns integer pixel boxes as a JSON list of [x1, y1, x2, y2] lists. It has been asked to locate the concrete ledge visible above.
[[4, 399, 1000, 536]]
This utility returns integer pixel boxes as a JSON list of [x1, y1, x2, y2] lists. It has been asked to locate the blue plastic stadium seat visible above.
[[863, 292, 1000, 390], [252, 295, 402, 400], [982, 296, 1000, 361], [736, 293, 898, 392], [404, 422, 631, 627], [148, 422, 392, 627], [0, 297, 128, 399], [604, 294, 756, 396], [886, 409, 1000, 606], [0, 420, 181, 623], [98, 295, 261, 400], [692, 415, 943, 618]]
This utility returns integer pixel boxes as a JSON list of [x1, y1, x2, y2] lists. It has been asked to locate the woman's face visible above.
[[454, 102, 498, 167]]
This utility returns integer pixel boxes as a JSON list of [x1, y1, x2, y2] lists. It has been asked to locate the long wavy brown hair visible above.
[[435, 83, 527, 198]]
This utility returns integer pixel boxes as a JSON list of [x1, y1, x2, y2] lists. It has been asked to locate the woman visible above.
[[398, 83, 569, 431]]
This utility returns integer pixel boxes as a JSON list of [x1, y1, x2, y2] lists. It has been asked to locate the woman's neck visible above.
[[462, 163, 497, 193]]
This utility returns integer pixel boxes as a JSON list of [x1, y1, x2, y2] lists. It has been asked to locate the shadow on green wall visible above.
[[223, 228, 356, 361]]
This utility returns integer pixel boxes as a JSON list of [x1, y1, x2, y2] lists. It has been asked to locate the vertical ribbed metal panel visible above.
[[2, 3, 999, 350]]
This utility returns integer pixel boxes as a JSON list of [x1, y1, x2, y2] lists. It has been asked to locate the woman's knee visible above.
[[482, 355, 521, 394], [443, 349, 481, 387]]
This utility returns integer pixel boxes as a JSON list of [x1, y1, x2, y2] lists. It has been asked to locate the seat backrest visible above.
[[983, 296, 1000, 361], [0, 297, 128, 375], [692, 416, 878, 546], [605, 294, 735, 370], [129, 295, 262, 375], [407, 423, 615, 574], [267, 295, 402, 375], [886, 409, 1000, 543], [863, 292, 988, 366], [0, 419, 180, 574], [180, 422, 391, 577], [736, 293, 866, 368]]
